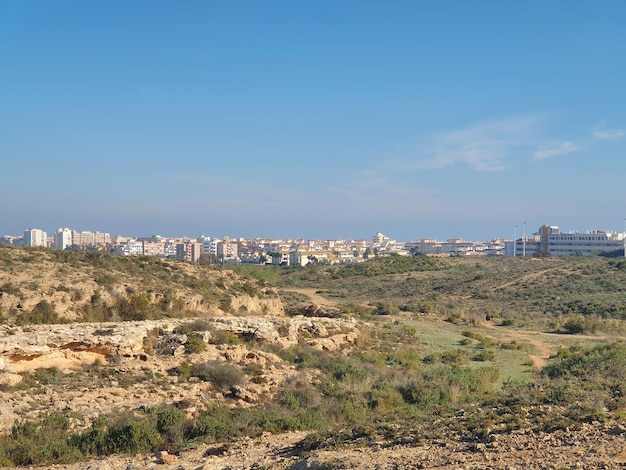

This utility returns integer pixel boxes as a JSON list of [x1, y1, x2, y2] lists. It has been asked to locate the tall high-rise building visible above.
[[54, 227, 73, 250], [23, 228, 48, 247]]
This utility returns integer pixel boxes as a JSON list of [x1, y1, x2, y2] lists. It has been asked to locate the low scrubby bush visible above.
[[191, 361, 245, 391], [16, 300, 59, 325], [183, 333, 207, 354]]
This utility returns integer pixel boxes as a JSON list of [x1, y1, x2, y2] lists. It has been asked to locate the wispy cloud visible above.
[[327, 170, 435, 212], [533, 141, 580, 160], [593, 129, 624, 141], [415, 115, 545, 172]]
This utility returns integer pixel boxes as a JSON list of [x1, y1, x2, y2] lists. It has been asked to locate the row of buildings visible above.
[[5, 228, 112, 250], [4, 225, 624, 265], [2, 228, 508, 266]]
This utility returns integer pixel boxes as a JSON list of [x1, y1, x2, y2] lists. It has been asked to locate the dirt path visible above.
[[492, 267, 561, 291], [483, 321, 618, 369], [481, 321, 553, 368], [513, 333, 552, 368], [281, 288, 339, 307]]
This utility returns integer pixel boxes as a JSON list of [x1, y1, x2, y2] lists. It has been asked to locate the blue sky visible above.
[[1, 1, 625, 241]]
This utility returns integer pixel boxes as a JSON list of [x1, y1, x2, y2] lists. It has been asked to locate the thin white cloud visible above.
[[533, 141, 580, 160], [414, 114, 546, 172], [593, 129, 624, 141]]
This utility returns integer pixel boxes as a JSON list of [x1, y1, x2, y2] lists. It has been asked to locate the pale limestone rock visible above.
[[0, 315, 359, 378], [0, 372, 22, 386]]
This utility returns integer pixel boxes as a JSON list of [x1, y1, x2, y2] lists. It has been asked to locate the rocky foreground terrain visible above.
[[1, 247, 626, 469], [67, 421, 626, 470], [3, 416, 625, 469], [1, 317, 625, 469]]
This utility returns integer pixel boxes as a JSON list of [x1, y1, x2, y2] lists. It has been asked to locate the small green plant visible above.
[[175, 361, 191, 380]]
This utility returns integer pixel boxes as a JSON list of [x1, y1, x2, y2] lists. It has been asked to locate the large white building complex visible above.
[[505, 225, 626, 257], [23, 228, 48, 247]]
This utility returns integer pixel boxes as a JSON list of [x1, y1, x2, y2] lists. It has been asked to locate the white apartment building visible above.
[[124, 240, 144, 256], [23, 228, 48, 247], [288, 251, 330, 267], [54, 227, 73, 250], [200, 237, 220, 259]]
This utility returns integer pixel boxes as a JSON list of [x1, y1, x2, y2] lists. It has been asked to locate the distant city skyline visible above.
[[4, 221, 626, 245], [2, 2, 625, 242]]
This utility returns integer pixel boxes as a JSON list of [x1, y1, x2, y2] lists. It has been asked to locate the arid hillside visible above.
[[0, 246, 283, 323]]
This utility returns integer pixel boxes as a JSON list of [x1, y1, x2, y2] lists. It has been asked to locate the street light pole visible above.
[[514, 225, 517, 257], [523, 222, 526, 257]]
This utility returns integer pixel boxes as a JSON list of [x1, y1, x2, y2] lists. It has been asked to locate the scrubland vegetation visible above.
[[1, 246, 625, 466]]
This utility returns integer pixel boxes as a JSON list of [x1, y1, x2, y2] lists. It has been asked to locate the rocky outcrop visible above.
[[0, 315, 361, 434], [0, 316, 359, 374]]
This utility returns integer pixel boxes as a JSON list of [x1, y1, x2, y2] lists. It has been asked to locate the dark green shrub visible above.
[[154, 407, 185, 434], [175, 361, 191, 379], [81, 290, 111, 322], [219, 296, 232, 313], [191, 361, 245, 391], [398, 381, 444, 407], [16, 300, 59, 324], [0, 282, 21, 296], [209, 329, 240, 345], [472, 350, 496, 361], [440, 349, 469, 365], [105, 416, 161, 454], [93, 273, 116, 289], [186, 319, 213, 331], [184, 333, 206, 354], [0, 413, 84, 466], [243, 362, 264, 377], [33, 366, 62, 385], [188, 404, 239, 441], [366, 381, 404, 410], [72, 416, 113, 455], [117, 291, 152, 321], [373, 302, 399, 316], [339, 304, 373, 316], [70, 289, 83, 301], [562, 318, 585, 334]]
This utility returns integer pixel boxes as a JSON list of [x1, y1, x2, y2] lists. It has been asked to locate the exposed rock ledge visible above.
[[0, 316, 359, 374]]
